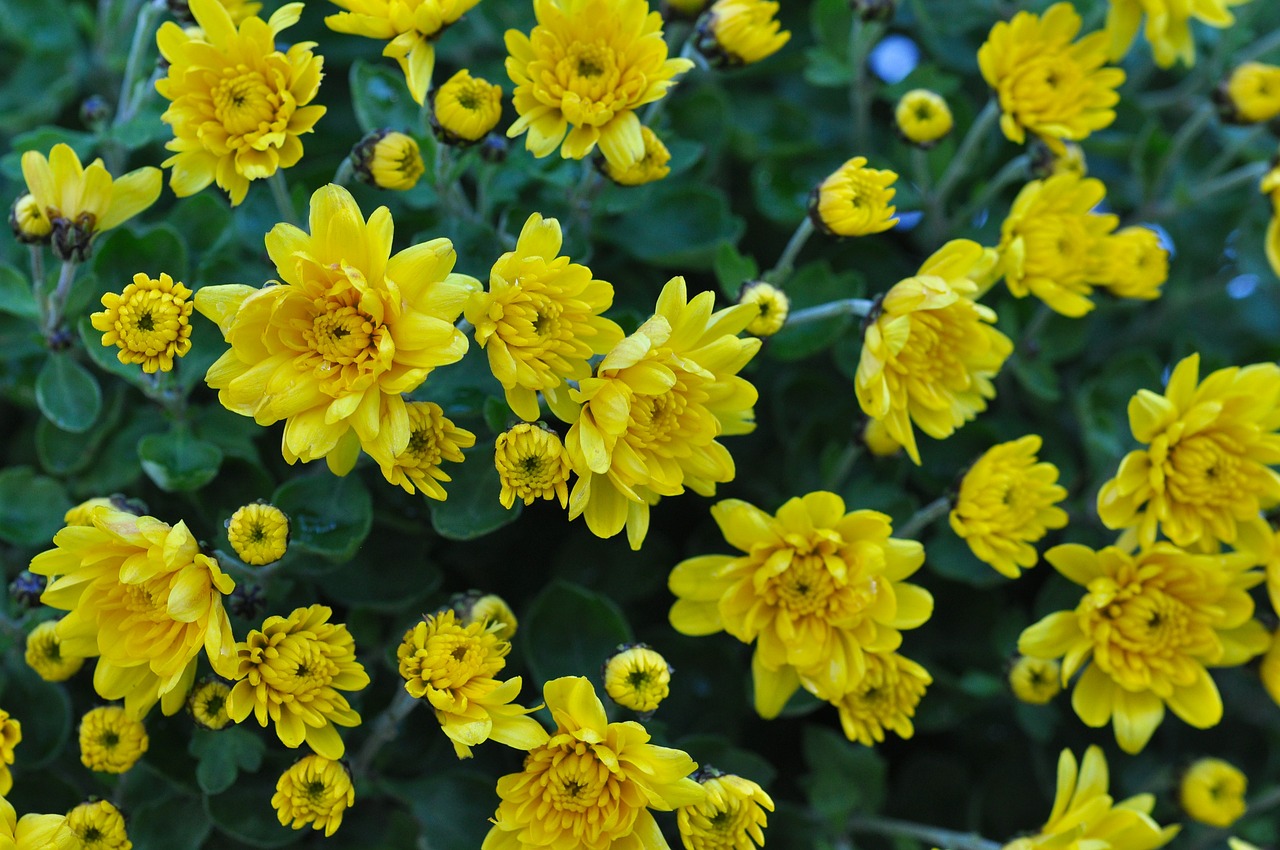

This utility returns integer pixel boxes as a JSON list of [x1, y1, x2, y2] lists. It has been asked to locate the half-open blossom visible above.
[[1106, 0, 1252, 68], [91, 272, 193, 374], [273, 755, 355, 837], [812, 157, 898, 237], [677, 771, 774, 850], [833, 650, 931, 746]]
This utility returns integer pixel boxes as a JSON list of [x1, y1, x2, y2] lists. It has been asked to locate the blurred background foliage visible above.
[[1, 0, 1279, 847]]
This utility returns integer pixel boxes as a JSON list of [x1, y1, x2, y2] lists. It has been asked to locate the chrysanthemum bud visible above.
[[602, 126, 672, 186], [64, 495, 145, 527], [677, 769, 775, 850], [351, 130, 425, 191], [188, 677, 233, 731], [226, 503, 290, 566], [25, 620, 84, 682], [66, 801, 130, 849], [737, 281, 789, 337], [91, 272, 194, 374], [273, 756, 356, 837], [432, 70, 504, 145], [811, 157, 899, 237], [850, 0, 896, 22], [861, 417, 902, 457], [1181, 758, 1247, 827], [1218, 62, 1280, 125], [9, 193, 52, 244], [451, 591, 518, 641], [494, 423, 572, 509], [603, 644, 672, 716], [1030, 139, 1088, 179], [1097, 226, 1169, 301], [1008, 655, 1061, 704], [80, 95, 112, 129], [894, 89, 953, 147], [79, 706, 148, 774], [9, 571, 45, 609], [695, 0, 790, 67]]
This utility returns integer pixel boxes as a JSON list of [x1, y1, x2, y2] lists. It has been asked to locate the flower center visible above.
[[1164, 431, 1254, 508], [113, 289, 187, 354], [544, 745, 614, 813], [554, 42, 625, 125], [263, 636, 339, 697], [307, 306, 375, 365], [895, 308, 973, 390], [423, 632, 495, 689], [214, 68, 279, 137]]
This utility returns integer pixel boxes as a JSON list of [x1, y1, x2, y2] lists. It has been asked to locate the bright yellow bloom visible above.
[[1008, 656, 1062, 705], [495, 423, 571, 508], [0, 710, 18, 796], [812, 157, 898, 237], [950, 435, 1069, 579], [677, 771, 774, 850], [25, 620, 85, 683], [397, 610, 547, 759], [79, 706, 148, 774], [156, 0, 325, 206], [856, 240, 1013, 465], [173, 0, 264, 24], [226, 503, 289, 565], [834, 650, 931, 746], [352, 130, 425, 191], [197, 185, 479, 474], [482, 676, 705, 850], [1224, 62, 1280, 123], [64, 498, 120, 527], [1180, 758, 1247, 828], [434, 70, 504, 143], [9, 193, 51, 244], [466, 212, 624, 422], [738, 281, 788, 337], [62, 801, 131, 850], [378, 401, 475, 498], [30, 508, 237, 718], [505, 0, 694, 171], [453, 591, 519, 641], [998, 174, 1119, 317], [1018, 543, 1267, 753], [669, 492, 931, 717], [1107, 0, 1251, 68], [1097, 353, 1280, 549], [326, 0, 481, 105], [1097, 226, 1169, 301], [603, 645, 671, 714], [603, 125, 672, 186], [1001, 746, 1178, 850], [697, 0, 790, 66], [895, 89, 953, 146], [273, 755, 355, 838], [188, 677, 233, 730], [227, 605, 370, 760], [565, 277, 761, 549], [979, 3, 1124, 153], [20, 144, 161, 261], [91, 273, 193, 374]]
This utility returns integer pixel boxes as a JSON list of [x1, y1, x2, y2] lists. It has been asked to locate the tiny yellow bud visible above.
[[9, 193, 52, 243], [226, 503, 290, 566], [738, 281, 789, 337], [1221, 62, 1280, 124], [811, 157, 899, 237], [495, 423, 571, 509], [352, 130, 425, 191], [1008, 656, 1061, 705], [1181, 758, 1247, 828], [695, 0, 790, 66], [25, 620, 85, 683], [603, 126, 672, 186], [79, 706, 149, 774], [603, 644, 672, 715], [861, 417, 902, 457], [188, 677, 233, 731], [433, 70, 504, 145], [452, 591, 519, 641], [895, 89, 953, 147]]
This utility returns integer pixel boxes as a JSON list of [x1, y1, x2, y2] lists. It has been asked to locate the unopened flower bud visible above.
[[10, 194, 52, 244], [350, 130, 425, 191]]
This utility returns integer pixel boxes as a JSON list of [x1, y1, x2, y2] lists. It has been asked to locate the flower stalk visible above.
[[42, 260, 79, 341], [268, 171, 300, 227], [932, 99, 1000, 218], [785, 297, 875, 327], [764, 217, 816, 285], [849, 17, 886, 151], [351, 688, 420, 778], [897, 494, 953, 539]]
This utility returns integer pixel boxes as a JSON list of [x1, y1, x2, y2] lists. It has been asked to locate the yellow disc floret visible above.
[[79, 706, 148, 774], [91, 272, 193, 374], [272, 755, 355, 838], [495, 423, 572, 508], [603, 644, 672, 714], [226, 503, 290, 566], [433, 70, 504, 144]]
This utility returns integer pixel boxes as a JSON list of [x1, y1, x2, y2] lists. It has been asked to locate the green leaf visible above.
[[604, 186, 746, 270], [129, 795, 212, 850], [0, 264, 38, 321], [804, 49, 854, 87], [138, 428, 224, 492], [35, 391, 117, 476], [273, 472, 373, 563], [350, 59, 420, 134], [35, 353, 102, 433], [713, 242, 760, 299], [190, 726, 265, 796], [429, 447, 523, 541], [0, 466, 71, 547], [924, 531, 1008, 588], [317, 535, 441, 612], [801, 725, 886, 830], [522, 580, 632, 689], [387, 772, 497, 850], [89, 225, 189, 299], [77, 316, 146, 387], [204, 778, 301, 848], [677, 734, 778, 788], [2, 654, 72, 771]]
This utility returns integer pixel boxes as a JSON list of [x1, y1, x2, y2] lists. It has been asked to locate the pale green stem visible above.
[[1017, 303, 1054, 352], [352, 689, 421, 779], [1150, 101, 1215, 202], [1145, 161, 1270, 222], [764, 217, 816, 286], [114, 0, 165, 122], [934, 100, 1000, 210], [785, 297, 874, 327], [42, 261, 78, 340], [822, 444, 862, 490], [214, 548, 283, 585], [268, 171, 300, 227], [333, 158, 355, 188], [29, 246, 45, 299], [1240, 25, 1280, 64], [847, 817, 1002, 850], [849, 18, 885, 152], [1204, 126, 1266, 179], [897, 495, 952, 539]]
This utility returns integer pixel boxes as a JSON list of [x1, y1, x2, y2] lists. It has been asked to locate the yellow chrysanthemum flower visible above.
[[156, 0, 325, 206], [62, 801, 131, 850], [0, 710, 18, 796], [452, 591, 519, 640], [856, 240, 1013, 465], [196, 185, 479, 475], [1098, 226, 1169, 301], [1097, 353, 1280, 549], [226, 503, 289, 565], [677, 771, 774, 850], [1223, 62, 1280, 123], [895, 89, 953, 147], [64, 497, 122, 527], [30, 508, 238, 718], [433, 70, 504, 144], [1107, 0, 1251, 68], [669, 492, 931, 717], [379, 401, 475, 498], [227, 605, 370, 760], [950, 435, 1069, 579], [834, 650, 931, 746], [696, 0, 790, 66], [25, 620, 85, 683], [603, 125, 672, 186], [812, 157, 899, 237], [465, 212, 624, 422], [482, 676, 705, 850], [9, 193, 52, 244], [1001, 747, 1178, 850], [603, 644, 672, 714], [1180, 758, 1247, 828], [352, 130, 425, 191], [738, 281, 789, 337], [998, 174, 1119, 317], [1019, 543, 1268, 753], [564, 277, 761, 549], [20, 144, 161, 262], [505, 0, 694, 171], [1034, 140, 1088, 179], [979, 3, 1124, 153], [79, 706, 148, 774], [90, 273, 193, 374], [326, 0, 481, 105], [1008, 656, 1062, 705], [495, 423, 571, 508], [273, 755, 355, 838], [861, 417, 902, 457], [172, 0, 264, 24], [188, 677, 233, 730], [397, 609, 547, 759]]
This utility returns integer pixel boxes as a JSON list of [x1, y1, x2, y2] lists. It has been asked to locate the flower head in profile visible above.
[[9, 193, 52, 244], [0, 710, 18, 795], [326, 0, 481, 105], [91, 273, 193, 374], [695, 0, 790, 67], [156, 0, 325, 206], [669, 492, 931, 718], [64, 496, 139, 527], [20, 144, 161, 261], [603, 644, 672, 714], [1001, 746, 1178, 850], [677, 770, 774, 850], [1222, 62, 1280, 124], [30, 508, 237, 718], [1180, 758, 1247, 828], [979, 3, 1124, 153], [1107, 0, 1251, 68], [1018, 543, 1267, 753], [351, 130, 425, 191], [565, 277, 761, 549], [834, 650, 931, 746], [1097, 353, 1280, 549], [495, 423, 571, 508], [950, 435, 1069, 579], [1008, 656, 1061, 705], [25, 620, 85, 683], [603, 125, 672, 186], [856, 240, 1013, 465], [896, 90, 953, 147], [482, 676, 705, 850], [452, 591, 518, 640], [737, 281, 788, 337], [1097, 226, 1169, 301], [1032, 140, 1088, 179], [79, 706, 148, 774], [812, 157, 898, 237], [397, 609, 547, 759], [465, 213, 624, 422], [505, 0, 694, 171], [188, 677, 233, 730], [196, 185, 479, 475], [433, 70, 504, 144], [273, 755, 355, 837], [378, 401, 475, 498], [226, 503, 289, 566], [63, 801, 131, 850], [227, 605, 370, 760]]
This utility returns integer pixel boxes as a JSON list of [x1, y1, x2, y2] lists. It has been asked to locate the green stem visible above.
[[333, 158, 355, 188], [934, 100, 1000, 211], [268, 171, 300, 226], [764, 217, 816, 286], [29, 246, 45, 299], [956, 154, 1030, 222], [849, 17, 885, 152], [846, 816, 1001, 850], [1204, 126, 1266, 179], [1149, 101, 1214, 202], [822, 444, 862, 491], [105, 0, 165, 171], [1017, 303, 1054, 352], [1145, 160, 1269, 221], [785, 297, 874, 327], [1240, 24, 1280, 64], [897, 495, 952, 539], [352, 689, 420, 779], [43, 261, 79, 341]]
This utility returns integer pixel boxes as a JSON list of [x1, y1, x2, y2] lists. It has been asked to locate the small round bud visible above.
[[1007, 656, 1061, 705], [350, 130, 425, 191], [602, 126, 672, 186], [10, 194, 52, 244], [226, 503, 290, 566], [602, 643, 672, 716], [811, 157, 899, 237], [450, 591, 518, 641], [188, 677, 233, 731], [80, 95, 112, 129], [432, 70, 504, 146], [738, 281, 789, 337], [9, 572, 46, 609], [1029, 139, 1087, 179], [894, 89, 953, 147], [1180, 758, 1247, 828], [861, 417, 901, 457], [25, 620, 85, 682], [695, 0, 791, 67], [1218, 62, 1280, 125], [495, 424, 572, 509], [79, 706, 148, 774]]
